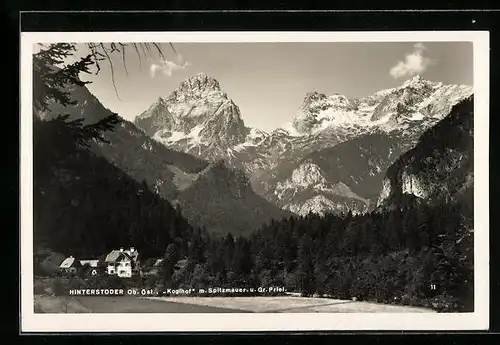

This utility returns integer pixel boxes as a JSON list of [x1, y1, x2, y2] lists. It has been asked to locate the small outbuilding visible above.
[[59, 256, 82, 274]]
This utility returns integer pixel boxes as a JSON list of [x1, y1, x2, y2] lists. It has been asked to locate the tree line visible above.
[[145, 195, 473, 312]]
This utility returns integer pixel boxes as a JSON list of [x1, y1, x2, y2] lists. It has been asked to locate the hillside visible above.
[[38, 83, 208, 201], [33, 116, 192, 259], [177, 160, 291, 235], [39, 81, 287, 235]]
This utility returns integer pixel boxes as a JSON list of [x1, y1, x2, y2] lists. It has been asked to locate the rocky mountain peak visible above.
[[402, 74, 423, 86], [303, 91, 328, 104], [154, 96, 167, 105], [135, 73, 248, 160], [186, 72, 221, 88], [399, 75, 443, 93], [167, 73, 226, 102]]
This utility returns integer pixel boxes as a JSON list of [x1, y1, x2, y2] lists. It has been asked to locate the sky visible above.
[[62, 42, 473, 131]]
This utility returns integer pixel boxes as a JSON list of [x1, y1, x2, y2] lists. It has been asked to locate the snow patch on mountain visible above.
[[286, 195, 344, 216], [288, 75, 472, 136], [285, 195, 366, 217]]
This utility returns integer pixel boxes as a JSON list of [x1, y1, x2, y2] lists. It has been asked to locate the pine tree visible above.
[[297, 234, 315, 296], [188, 228, 206, 264], [163, 243, 180, 286]]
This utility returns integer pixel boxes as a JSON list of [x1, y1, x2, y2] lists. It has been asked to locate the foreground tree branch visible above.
[[33, 42, 174, 147]]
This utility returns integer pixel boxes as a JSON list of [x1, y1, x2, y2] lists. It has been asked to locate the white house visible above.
[[79, 259, 99, 268], [105, 247, 140, 278]]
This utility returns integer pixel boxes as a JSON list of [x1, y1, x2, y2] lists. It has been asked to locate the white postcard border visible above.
[[20, 31, 490, 332]]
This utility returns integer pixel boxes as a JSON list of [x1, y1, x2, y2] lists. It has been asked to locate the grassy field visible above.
[[144, 296, 435, 313], [34, 294, 435, 313]]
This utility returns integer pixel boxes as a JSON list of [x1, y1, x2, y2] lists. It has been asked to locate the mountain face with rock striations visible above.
[[269, 133, 410, 216], [135, 73, 249, 159], [272, 162, 370, 216], [38, 78, 289, 235], [135, 74, 473, 216], [377, 95, 474, 210]]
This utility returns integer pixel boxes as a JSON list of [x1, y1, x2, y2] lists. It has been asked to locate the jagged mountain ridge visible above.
[[135, 73, 473, 216], [287, 75, 472, 136], [38, 80, 289, 234]]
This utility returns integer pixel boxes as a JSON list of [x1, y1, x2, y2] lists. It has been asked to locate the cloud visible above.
[[150, 54, 190, 77], [389, 43, 434, 79]]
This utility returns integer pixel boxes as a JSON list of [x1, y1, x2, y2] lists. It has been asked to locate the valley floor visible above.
[[34, 294, 434, 313]]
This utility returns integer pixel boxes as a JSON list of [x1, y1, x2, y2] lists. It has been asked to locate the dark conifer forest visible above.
[[32, 43, 474, 312]]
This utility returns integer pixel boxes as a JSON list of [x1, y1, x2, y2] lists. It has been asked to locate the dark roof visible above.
[[124, 249, 139, 260]]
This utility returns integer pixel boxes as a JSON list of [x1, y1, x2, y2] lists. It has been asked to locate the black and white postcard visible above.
[[20, 31, 490, 332]]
